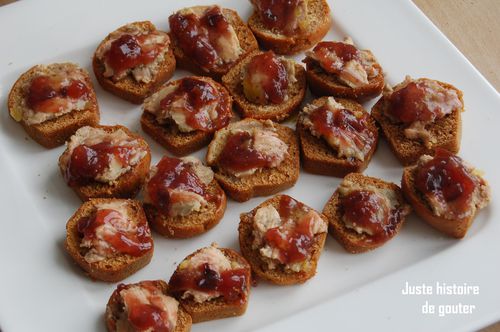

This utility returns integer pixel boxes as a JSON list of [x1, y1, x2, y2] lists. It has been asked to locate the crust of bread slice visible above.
[[7, 63, 100, 148], [297, 97, 378, 177], [65, 198, 154, 282], [303, 52, 385, 101], [238, 195, 327, 285], [169, 6, 258, 81], [92, 21, 176, 104], [206, 119, 300, 202], [168, 247, 251, 323], [143, 179, 227, 238], [248, 0, 331, 55], [140, 76, 233, 156], [371, 80, 463, 166], [105, 280, 192, 332], [221, 50, 306, 122], [58, 125, 151, 201], [323, 173, 410, 253], [401, 165, 473, 238]]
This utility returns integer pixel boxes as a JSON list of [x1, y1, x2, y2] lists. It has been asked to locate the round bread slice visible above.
[[58, 125, 151, 201], [222, 50, 306, 122], [303, 50, 385, 100], [143, 179, 227, 238], [106, 280, 192, 332], [169, 6, 258, 81], [65, 198, 154, 282], [7, 63, 100, 148], [92, 21, 176, 104], [239, 195, 328, 285], [248, 0, 331, 55], [168, 247, 252, 323], [371, 80, 463, 166], [206, 119, 300, 202], [323, 173, 410, 253], [297, 96, 379, 177]]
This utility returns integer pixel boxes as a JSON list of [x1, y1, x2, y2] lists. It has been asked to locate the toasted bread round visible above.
[[7, 63, 100, 148], [93, 21, 176, 104], [65, 198, 153, 282], [371, 79, 463, 166], [239, 195, 327, 285], [304, 51, 385, 100], [168, 247, 251, 323], [222, 50, 306, 122], [105, 280, 192, 332], [248, 0, 331, 55], [169, 6, 258, 81], [297, 97, 378, 177], [401, 165, 473, 239], [323, 173, 410, 253], [141, 76, 234, 156], [144, 179, 227, 238], [206, 119, 300, 202], [58, 125, 151, 201]]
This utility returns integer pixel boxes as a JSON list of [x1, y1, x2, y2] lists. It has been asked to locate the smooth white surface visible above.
[[0, 0, 498, 331]]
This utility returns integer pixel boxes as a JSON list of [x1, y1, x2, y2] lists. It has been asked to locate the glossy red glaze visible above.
[[169, 6, 233, 69], [415, 148, 477, 218], [253, 0, 302, 34], [105, 33, 161, 76], [159, 77, 231, 131], [246, 51, 288, 104], [27, 75, 89, 113], [387, 81, 461, 124], [217, 131, 271, 173], [311, 41, 360, 74], [170, 263, 248, 303], [66, 142, 135, 186], [78, 208, 152, 257], [146, 157, 207, 215]]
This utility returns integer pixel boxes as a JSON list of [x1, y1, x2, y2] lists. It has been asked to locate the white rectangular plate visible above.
[[0, 0, 499, 331]]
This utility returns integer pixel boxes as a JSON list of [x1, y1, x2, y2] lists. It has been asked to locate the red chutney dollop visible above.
[[146, 157, 208, 215], [169, 6, 239, 70], [263, 195, 321, 265], [415, 148, 478, 219], [386, 78, 462, 124], [27, 75, 89, 113], [117, 281, 176, 332], [242, 51, 289, 105], [307, 102, 375, 160], [341, 189, 404, 244], [104, 32, 165, 78], [78, 208, 152, 257], [159, 77, 232, 131], [252, 0, 306, 35], [65, 141, 136, 186], [169, 261, 248, 304], [309, 41, 360, 75]]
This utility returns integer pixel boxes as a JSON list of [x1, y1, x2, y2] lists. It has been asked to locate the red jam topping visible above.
[[160, 77, 232, 131], [169, 6, 234, 69], [118, 282, 172, 332], [252, 0, 303, 35], [170, 262, 248, 304], [308, 105, 374, 158], [105, 33, 163, 77], [263, 195, 317, 265], [78, 208, 152, 256], [65, 141, 135, 186], [217, 131, 274, 174], [243, 51, 288, 104], [146, 157, 208, 215], [386, 80, 461, 124], [310, 41, 360, 74], [27, 75, 89, 113], [415, 148, 477, 218]]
